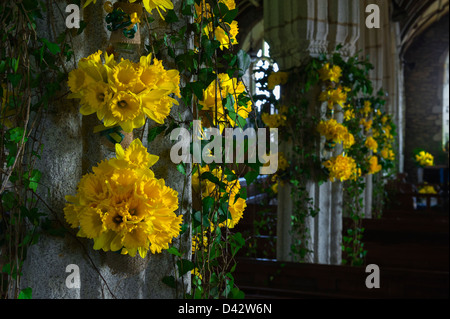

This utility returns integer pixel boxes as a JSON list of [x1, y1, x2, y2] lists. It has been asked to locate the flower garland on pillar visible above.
[[67, 0, 253, 299], [258, 48, 397, 264]]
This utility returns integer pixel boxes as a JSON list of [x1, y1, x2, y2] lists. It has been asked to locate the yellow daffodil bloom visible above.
[[318, 63, 342, 83], [380, 147, 395, 161], [192, 165, 246, 229], [415, 151, 434, 167], [129, 0, 174, 20], [67, 51, 180, 132], [367, 155, 382, 174], [319, 86, 350, 109], [199, 73, 252, 131], [323, 154, 360, 182], [64, 138, 181, 258], [364, 136, 378, 153], [317, 119, 355, 149]]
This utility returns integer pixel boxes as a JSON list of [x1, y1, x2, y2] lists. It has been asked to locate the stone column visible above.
[[265, 0, 360, 264], [357, 0, 404, 216], [20, 0, 191, 298]]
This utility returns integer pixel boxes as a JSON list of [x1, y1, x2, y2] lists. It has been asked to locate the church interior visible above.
[[0, 0, 448, 301], [231, 0, 449, 299]]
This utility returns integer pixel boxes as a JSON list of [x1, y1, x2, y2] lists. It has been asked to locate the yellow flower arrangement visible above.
[[415, 151, 434, 167], [267, 72, 289, 90], [316, 119, 355, 149], [380, 147, 395, 161], [367, 155, 382, 174], [64, 139, 182, 258], [318, 63, 342, 83], [195, 0, 239, 50], [418, 184, 437, 194], [323, 154, 360, 182], [129, 0, 174, 19], [199, 73, 251, 131], [319, 86, 350, 110], [68, 51, 180, 132], [261, 106, 288, 128], [364, 136, 378, 153], [359, 118, 373, 132], [344, 108, 355, 122], [360, 100, 372, 116], [192, 165, 246, 229]]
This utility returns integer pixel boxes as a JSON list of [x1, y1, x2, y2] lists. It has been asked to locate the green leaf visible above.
[[162, 276, 176, 288], [9, 127, 25, 143], [177, 259, 195, 277], [147, 124, 167, 143], [176, 163, 186, 175], [7, 73, 22, 87], [198, 67, 216, 87], [231, 287, 245, 299], [244, 170, 259, 186], [222, 8, 238, 24], [201, 171, 226, 188], [28, 169, 42, 192], [165, 9, 179, 23], [41, 38, 60, 55], [237, 50, 251, 77], [190, 81, 205, 101], [202, 196, 215, 214], [167, 246, 183, 257], [18, 287, 32, 299], [193, 210, 209, 228]]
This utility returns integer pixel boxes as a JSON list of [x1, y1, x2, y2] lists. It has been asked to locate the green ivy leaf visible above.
[[237, 50, 251, 77], [222, 8, 238, 24], [162, 276, 176, 288], [177, 259, 195, 277], [176, 163, 186, 176], [41, 38, 60, 55], [244, 170, 259, 186], [7, 73, 22, 87], [147, 124, 167, 143], [202, 196, 215, 214], [167, 246, 183, 257], [165, 10, 179, 23]]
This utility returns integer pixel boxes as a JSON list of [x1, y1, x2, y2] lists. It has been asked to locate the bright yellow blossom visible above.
[[367, 155, 382, 174], [317, 119, 355, 149], [323, 154, 360, 182], [418, 184, 437, 194], [364, 136, 378, 153], [415, 151, 434, 167], [129, 0, 174, 20], [192, 165, 246, 229], [360, 100, 372, 116], [318, 63, 342, 83], [380, 147, 395, 161], [64, 138, 181, 258], [319, 86, 350, 109], [199, 73, 252, 131], [67, 51, 180, 132]]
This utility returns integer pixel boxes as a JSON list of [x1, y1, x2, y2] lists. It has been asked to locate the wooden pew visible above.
[[234, 257, 449, 299]]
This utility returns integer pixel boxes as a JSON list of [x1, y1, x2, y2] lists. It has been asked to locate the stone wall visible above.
[[404, 14, 449, 183], [19, 0, 191, 299]]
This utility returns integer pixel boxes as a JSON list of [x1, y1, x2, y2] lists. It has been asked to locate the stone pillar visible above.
[[20, 0, 191, 298], [265, 0, 360, 264], [356, 0, 404, 216]]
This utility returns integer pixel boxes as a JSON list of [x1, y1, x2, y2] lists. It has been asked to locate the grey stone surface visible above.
[[20, 0, 191, 299]]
